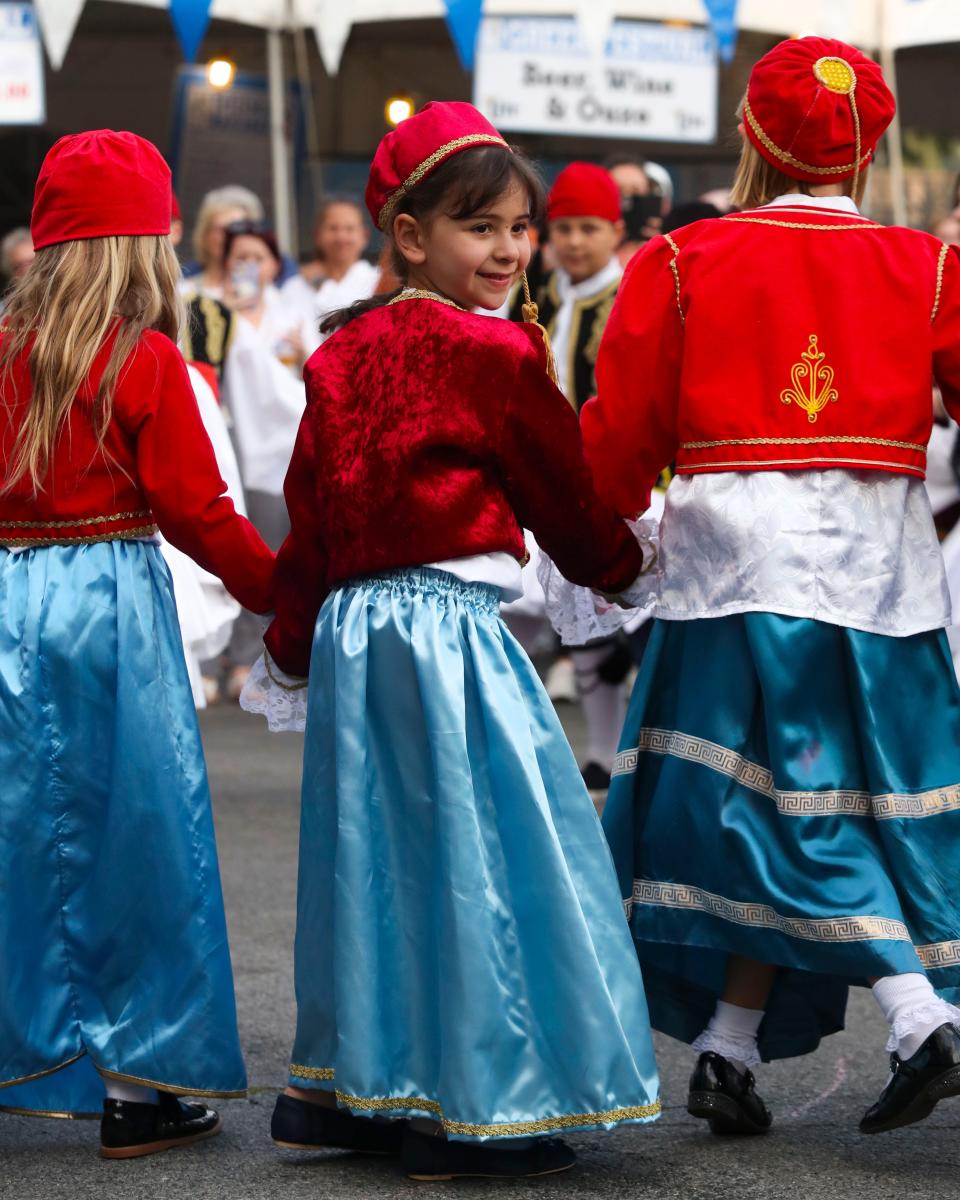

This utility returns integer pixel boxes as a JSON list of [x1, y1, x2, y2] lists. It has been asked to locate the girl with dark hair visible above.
[[242, 101, 660, 1181]]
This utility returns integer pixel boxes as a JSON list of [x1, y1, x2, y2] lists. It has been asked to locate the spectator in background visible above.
[[699, 186, 734, 213], [934, 212, 960, 246], [0, 227, 34, 286], [604, 154, 666, 267], [663, 200, 724, 234], [170, 192, 184, 249], [508, 164, 635, 790], [281, 198, 379, 358], [182, 185, 264, 299], [218, 220, 306, 699], [223, 220, 304, 374]]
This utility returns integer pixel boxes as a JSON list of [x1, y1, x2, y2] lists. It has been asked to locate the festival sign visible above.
[[474, 16, 717, 144], [0, 2, 45, 125]]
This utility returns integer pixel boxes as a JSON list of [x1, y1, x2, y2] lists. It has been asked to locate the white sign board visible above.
[[475, 16, 717, 144], [0, 3, 44, 126]]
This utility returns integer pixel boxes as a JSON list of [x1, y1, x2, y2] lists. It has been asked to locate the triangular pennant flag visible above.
[[169, 0, 214, 63], [33, 0, 87, 71], [702, 0, 740, 64], [577, 0, 616, 59], [443, 0, 483, 71], [312, 0, 354, 77]]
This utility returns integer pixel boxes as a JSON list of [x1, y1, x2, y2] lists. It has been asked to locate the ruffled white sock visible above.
[[872, 973, 960, 1060], [103, 1080, 159, 1105], [692, 1000, 764, 1071]]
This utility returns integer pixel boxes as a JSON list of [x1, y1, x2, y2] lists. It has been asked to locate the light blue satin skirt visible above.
[[603, 613, 960, 1061], [0, 542, 246, 1117], [289, 568, 660, 1140]]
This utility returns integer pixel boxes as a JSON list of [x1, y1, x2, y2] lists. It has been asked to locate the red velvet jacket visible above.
[[0, 328, 275, 612], [581, 204, 960, 517], [265, 295, 643, 676]]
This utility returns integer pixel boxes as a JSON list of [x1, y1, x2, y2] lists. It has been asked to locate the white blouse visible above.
[[650, 193, 950, 638], [655, 469, 950, 637]]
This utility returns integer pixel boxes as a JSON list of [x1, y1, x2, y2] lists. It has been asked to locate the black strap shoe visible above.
[[271, 1093, 405, 1154], [860, 1022, 960, 1135], [100, 1091, 221, 1159], [401, 1128, 576, 1181], [687, 1051, 773, 1136], [581, 761, 612, 792]]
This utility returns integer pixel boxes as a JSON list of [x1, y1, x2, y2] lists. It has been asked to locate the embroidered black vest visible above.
[[508, 270, 619, 413]]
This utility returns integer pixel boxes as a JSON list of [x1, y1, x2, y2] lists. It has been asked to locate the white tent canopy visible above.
[[35, 0, 960, 73], [30, 0, 960, 245]]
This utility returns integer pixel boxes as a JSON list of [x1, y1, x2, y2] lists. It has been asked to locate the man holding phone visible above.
[[605, 154, 666, 268]]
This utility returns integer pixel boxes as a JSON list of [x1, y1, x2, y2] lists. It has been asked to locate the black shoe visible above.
[[271, 1093, 405, 1154], [100, 1091, 221, 1159], [581, 761, 612, 792], [401, 1128, 576, 1181], [687, 1051, 773, 1136], [860, 1022, 960, 1135]]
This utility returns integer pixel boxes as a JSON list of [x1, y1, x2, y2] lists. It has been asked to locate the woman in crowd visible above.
[[281, 198, 380, 358]]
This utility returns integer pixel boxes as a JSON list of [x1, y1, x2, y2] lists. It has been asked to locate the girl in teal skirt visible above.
[[579, 37, 960, 1138]]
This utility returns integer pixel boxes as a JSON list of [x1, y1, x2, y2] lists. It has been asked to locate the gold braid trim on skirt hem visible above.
[[0, 1050, 246, 1106], [287, 1065, 660, 1134], [97, 1066, 247, 1099], [0, 1105, 100, 1120], [0, 1052, 86, 1091]]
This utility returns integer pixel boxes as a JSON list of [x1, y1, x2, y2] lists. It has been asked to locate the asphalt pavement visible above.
[[3, 703, 960, 1199]]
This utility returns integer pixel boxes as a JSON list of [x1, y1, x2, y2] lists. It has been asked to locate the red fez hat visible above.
[[547, 162, 621, 223], [366, 101, 509, 231], [31, 130, 173, 251], [743, 37, 895, 184]]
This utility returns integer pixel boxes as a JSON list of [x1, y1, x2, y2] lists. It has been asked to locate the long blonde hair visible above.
[[730, 99, 867, 211], [0, 234, 183, 494]]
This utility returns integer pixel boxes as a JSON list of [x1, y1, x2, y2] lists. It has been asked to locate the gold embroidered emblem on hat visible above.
[[780, 334, 838, 422], [814, 55, 863, 197], [814, 56, 855, 95]]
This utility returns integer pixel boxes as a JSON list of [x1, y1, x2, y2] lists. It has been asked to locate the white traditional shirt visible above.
[[653, 193, 951, 638], [550, 259, 622, 399]]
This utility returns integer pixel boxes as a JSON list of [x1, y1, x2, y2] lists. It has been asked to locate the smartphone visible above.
[[622, 192, 663, 242], [230, 260, 261, 308]]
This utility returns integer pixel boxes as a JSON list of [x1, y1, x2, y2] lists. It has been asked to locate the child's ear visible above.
[[393, 214, 427, 266]]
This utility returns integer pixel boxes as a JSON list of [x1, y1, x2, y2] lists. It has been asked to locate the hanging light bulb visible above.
[[207, 57, 237, 90], [385, 95, 415, 127]]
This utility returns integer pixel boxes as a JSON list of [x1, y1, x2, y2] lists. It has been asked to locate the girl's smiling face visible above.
[[393, 179, 533, 311]]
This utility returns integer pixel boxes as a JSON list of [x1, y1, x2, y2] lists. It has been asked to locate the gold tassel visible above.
[[520, 271, 559, 386]]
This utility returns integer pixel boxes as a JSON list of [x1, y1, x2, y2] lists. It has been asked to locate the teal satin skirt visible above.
[[289, 568, 660, 1140], [603, 613, 960, 1061], [0, 543, 246, 1117]]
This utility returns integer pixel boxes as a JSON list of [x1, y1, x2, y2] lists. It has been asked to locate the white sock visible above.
[[692, 1000, 765, 1071], [103, 1080, 160, 1105], [572, 647, 626, 772], [872, 973, 960, 1060]]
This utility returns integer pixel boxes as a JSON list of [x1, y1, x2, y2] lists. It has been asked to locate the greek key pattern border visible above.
[[628, 879, 910, 944], [613, 728, 960, 821], [917, 940, 960, 970]]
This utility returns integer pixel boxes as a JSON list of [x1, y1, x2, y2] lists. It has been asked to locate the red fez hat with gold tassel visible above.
[[365, 100, 558, 383], [366, 101, 508, 232], [743, 37, 895, 192]]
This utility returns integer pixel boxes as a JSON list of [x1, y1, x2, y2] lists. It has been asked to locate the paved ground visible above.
[[4, 703, 960, 1199]]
